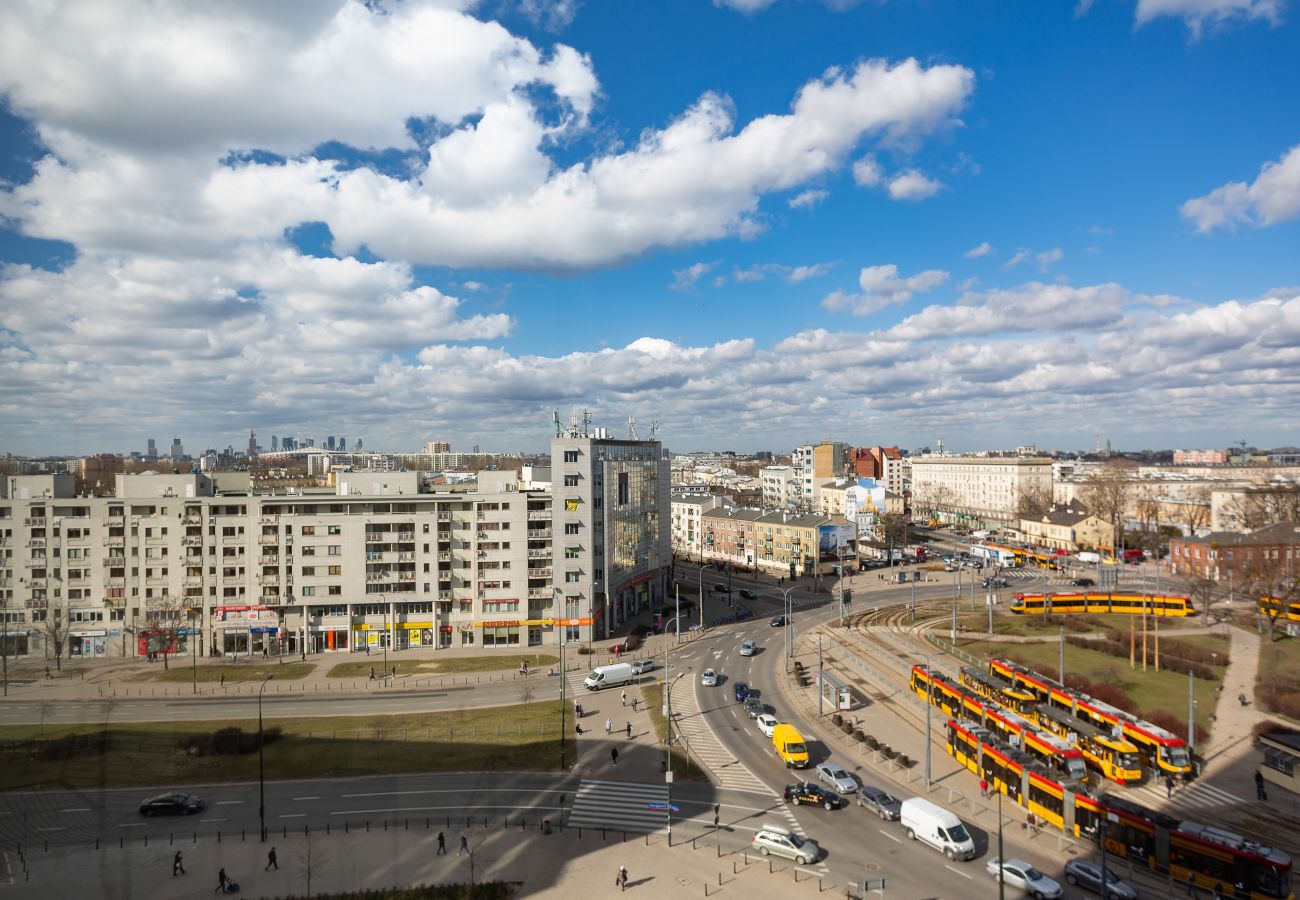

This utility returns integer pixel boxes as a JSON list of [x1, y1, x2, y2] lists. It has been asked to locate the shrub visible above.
[[181, 726, 283, 757]]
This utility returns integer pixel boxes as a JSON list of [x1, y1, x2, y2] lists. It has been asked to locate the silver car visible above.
[[739, 639, 756, 657], [987, 858, 1062, 900], [751, 824, 821, 865], [1063, 859, 1139, 899], [631, 658, 656, 675], [815, 762, 857, 793]]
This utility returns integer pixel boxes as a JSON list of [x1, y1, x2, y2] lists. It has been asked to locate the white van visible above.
[[1076, 551, 1101, 564], [583, 662, 633, 691], [899, 797, 976, 861]]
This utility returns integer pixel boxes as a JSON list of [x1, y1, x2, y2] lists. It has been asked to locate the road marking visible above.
[[117, 823, 146, 828], [293, 796, 320, 801], [216, 800, 244, 806], [59, 808, 90, 813], [877, 828, 902, 844], [278, 813, 306, 819], [200, 818, 227, 823], [944, 865, 972, 880], [36, 827, 65, 832]]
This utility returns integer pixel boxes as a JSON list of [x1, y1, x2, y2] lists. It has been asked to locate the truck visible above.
[[583, 662, 633, 691], [771, 723, 809, 768], [1076, 551, 1101, 564], [899, 797, 976, 861]]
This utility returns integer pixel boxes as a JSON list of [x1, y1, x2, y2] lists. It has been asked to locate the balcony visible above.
[[27, 578, 47, 590], [364, 533, 387, 544], [105, 516, 125, 527], [103, 535, 125, 547], [528, 588, 554, 599], [437, 512, 452, 521], [24, 558, 46, 568], [26, 539, 45, 549], [437, 551, 452, 562], [259, 515, 278, 524], [366, 571, 395, 583], [528, 511, 550, 521], [256, 574, 279, 585], [24, 517, 47, 527], [259, 595, 284, 605], [528, 548, 551, 559], [257, 554, 280, 566], [104, 578, 125, 588], [528, 528, 552, 540], [66, 533, 90, 545], [102, 556, 124, 567], [146, 576, 169, 586], [182, 536, 203, 547], [184, 576, 203, 587], [258, 534, 279, 545], [182, 515, 202, 525], [526, 567, 552, 579], [398, 552, 415, 562]]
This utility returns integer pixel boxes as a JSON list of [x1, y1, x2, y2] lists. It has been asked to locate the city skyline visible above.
[[2, 1, 1299, 455]]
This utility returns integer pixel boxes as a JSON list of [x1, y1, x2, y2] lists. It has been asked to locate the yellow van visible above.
[[772, 723, 809, 768]]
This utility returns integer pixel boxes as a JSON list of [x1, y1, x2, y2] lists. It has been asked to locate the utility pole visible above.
[[557, 587, 567, 770], [923, 653, 933, 790], [818, 635, 824, 716], [1187, 668, 1195, 758], [997, 788, 1005, 900], [1059, 626, 1065, 682]]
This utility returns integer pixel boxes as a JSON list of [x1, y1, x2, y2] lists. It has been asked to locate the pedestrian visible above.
[[219, 673, 225, 687], [519, 661, 527, 676], [392, 665, 396, 678], [1166, 775, 1176, 799], [605, 718, 612, 735], [265, 846, 278, 870], [458, 834, 469, 856], [436, 831, 446, 855], [1213, 882, 1224, 900], [617, 865, 628, 891], [575, 722, 584, 735], [366, 642, 371, 656], [575, 702, 583, 718], [1238, 693, 1248, 707], [631, 697, 638, 712], [1255, 769, 1268, 801], [1187, 871, 1197, 896], [215, 868, 228, 893], [611, 747, 618, 765], [369, 666, 375, 680], [173, 850, 185, 876], [626, 721, 632, 739], [621, 690, 627, 707], [979, 777, 988, 799]]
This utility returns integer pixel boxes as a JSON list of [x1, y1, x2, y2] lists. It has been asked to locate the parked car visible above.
[[744, 696, 766, 718], [139, 792, 207, 817], [783, 782, 842, 810], [856, 785, 902, 820], [751, 824, 821, 865], [738, 588, 757, 600], [1072, 577, 1096, 587], [755, 714, 779, 736], [701, 668, 718, 687], [986, 858, 1063, 899], [1062, 860, 1139, 899], [739, 639, 756, 657], [631, 658, 657, 675], [733, 681, 750, 702], [769, 615, 786, 627], [815, 762, 857, 793]]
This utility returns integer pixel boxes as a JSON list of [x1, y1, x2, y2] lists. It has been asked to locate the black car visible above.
[[735, 606, 753, 621], [712, 583, 732, 593], [139, 792, 206, 817], [982, 576, 1010, 589], [783, 782, 842, 810], [1072, 577, 1096, 587], [743, 696, 766, 718], [738, 588, 757, 601], [856, 785, 902, 820], [770, 615, 786, 626]]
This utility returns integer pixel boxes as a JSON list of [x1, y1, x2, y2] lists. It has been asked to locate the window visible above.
[[564, 499, 580, 512], [301, 526, 316, 535], [563, 450, 579, 463], [565, 571, 581, 583], [301, 586, 316, 596], [328, 585, 342, 595], [328, 565, 342, 576], [301, 546, 316, 556], [328, 525, 341, 535], [565, 547, 580, 558], [327, 545, 341, 556], [618, 472, 629, 505], [563, 475, 579, 487], [564, 523, 580, 535], [301, 566, 316, 576]]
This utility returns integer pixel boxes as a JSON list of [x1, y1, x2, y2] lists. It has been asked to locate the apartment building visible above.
[[0, 468, 567, 660], [670, 493, 735, 560], [698, 507, 852, 577], [909, 455, 1052, 527], [550, 431, 671, 642], [760, 466, 796, 509]]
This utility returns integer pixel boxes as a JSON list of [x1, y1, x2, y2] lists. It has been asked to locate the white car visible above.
[[701, 668, 718, 687], [815, 762, 857, 794], [756, 714, 779, 737], [986, 858, 1063, 899], [739, 640, 756, 657], [631, 658, 656, 675]]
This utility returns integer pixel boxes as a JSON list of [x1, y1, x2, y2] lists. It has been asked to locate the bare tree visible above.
[[1187, 574, 1219, 622], [1080, 461, 1134, 549], [519, 682, 535, 711], [1015, 485, 1053, 520], [1227, 485, 1300, 531], [40, 598, 70, 671], [143, 595, 186, 670], [1237, 547, 1299, 643], [1180, 485, 1212, 537]]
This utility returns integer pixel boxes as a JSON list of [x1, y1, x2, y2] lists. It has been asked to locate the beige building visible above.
[[1017, 504, 1114, 552], [671, 493, 734, 560], [909, 456, 1052, 527]]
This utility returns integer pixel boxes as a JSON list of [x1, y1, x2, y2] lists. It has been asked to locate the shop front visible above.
[[309, 627, 349, 653], [213, 605, 279, 656], [1, 631, 30, 657], [70, 630, 107, 658], [394, 622, 436, 649]]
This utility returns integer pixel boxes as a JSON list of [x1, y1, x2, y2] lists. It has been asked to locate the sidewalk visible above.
[[3, 814, 839, 900], [572, 680, 667, 784]]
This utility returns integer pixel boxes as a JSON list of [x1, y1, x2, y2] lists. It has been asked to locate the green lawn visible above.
[[1255, 632, 1300, 720], [0, 701, 568, 792], [958, 638, 1222, 736], [128, 661, 316, 683], [326, 653, 558, 679]]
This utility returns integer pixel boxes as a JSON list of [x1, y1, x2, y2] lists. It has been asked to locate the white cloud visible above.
[[714, 0, 780, 10], [670, 261, 717, 291], [787, 262, 835, 283], [884, 281, 1131, 340], [887, 169, 943, 201], [1036, 248, 1064, 271], [1003, 249, 1032, 270], [731, 262, 833, 284], [1133, 0, 1283, 36], [1181, 144, 1300, 232], [517, 0, 581, 31], [788, 189, 829, 209], [821, 263, 948, 316], [852, 156, 883, 187], [964, 241, 993, 259]]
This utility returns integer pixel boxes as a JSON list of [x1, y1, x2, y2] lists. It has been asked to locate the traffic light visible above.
[[841, 589, 852, 606]]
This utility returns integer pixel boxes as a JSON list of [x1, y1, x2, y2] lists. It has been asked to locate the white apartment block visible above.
[[760, 466, 796, 509], [909, 456, 1052, 526], [671, 493, 735, 559], [0, 466, 594, 660]]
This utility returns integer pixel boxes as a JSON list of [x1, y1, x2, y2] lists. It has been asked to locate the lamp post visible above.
[[923, 653, 933, 789], [997, 785, 1005, 900], [665, 672, 684, 844], [258, 672, 274, 842], [556, 588, 567, 770], [190, 608, 198, 695], [780, 587, 796, 660]]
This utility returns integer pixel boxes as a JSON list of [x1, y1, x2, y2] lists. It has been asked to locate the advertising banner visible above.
[[818, 523, 857, 561]]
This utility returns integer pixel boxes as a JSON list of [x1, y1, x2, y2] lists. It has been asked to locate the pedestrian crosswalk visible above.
[[669, 681, 774, 795], [564, 779, 669, 833], [1124, 778, 1243, 814]]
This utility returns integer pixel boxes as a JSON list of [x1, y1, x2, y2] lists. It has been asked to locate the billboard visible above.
[[819, 523, 857, 561]]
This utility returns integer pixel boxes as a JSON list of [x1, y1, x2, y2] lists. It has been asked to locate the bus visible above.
[[970, 544, 1016, 566], [1009, 592, 1197, 617]]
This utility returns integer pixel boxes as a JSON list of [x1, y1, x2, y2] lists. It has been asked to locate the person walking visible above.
[[1187, 871, 1198, 896], [436, 831, 446, 855], [616, 865, 628, 891], [1255, 770, 1268, 800], [369, 666, 375, 680], [979, 778, 988, 799], [173, 850, 185, 876], [215, 868, 228, 893], [575, 722, 584, 735], [1166, 775, 1176, 799], [611, 747, 619, 766], [219, 673, 225, 687], [265, 846, 278, 870], [631, 697, 638, 712], [621, 690, 627, 707], [626, 721, 632, 740], [458, 834, 469, 856], [605, 718, 612, 735]]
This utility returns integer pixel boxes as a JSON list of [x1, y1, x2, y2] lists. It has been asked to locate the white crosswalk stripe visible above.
[[670, 681, 775, 795], [1123, 779, 1243, 812], [564, 779, 669, 833]]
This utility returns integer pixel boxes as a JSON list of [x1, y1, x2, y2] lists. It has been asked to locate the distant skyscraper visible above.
[[306, 438, 315, 448], [338, 437, 347, 452], [271, 435, 279, 452], [355, 438, 363, 451], [426, 440, 451, 454], [326, 436, 336, 451], [247, 429, 258, 459], [170, 437, 183, 460], [147, 438, 157, 459]]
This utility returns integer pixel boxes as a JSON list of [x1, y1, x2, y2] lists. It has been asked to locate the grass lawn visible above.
[[958, 638, 1222, 736], [1255, 633, 1300, 720], [326, 653, 558, 679], [639, 683, 704, 781], [0, 701, 568, 792], [128, 661, 316, 683]]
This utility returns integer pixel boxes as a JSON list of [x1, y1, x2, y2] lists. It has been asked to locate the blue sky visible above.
[[0, 0, 1297, 456]]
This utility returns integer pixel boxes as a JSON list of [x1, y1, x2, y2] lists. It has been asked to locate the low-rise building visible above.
[[1017, 503, 1114, 552], [1168, 522, 1300, 583]]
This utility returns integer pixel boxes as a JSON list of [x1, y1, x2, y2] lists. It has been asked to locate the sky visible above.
[[1, 0, 1298, 457]]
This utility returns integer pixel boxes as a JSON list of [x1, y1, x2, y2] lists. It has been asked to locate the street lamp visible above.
[[258, 672, 274, 841], [780, 587, 796, 660], [555, 587, 567, 770], [665, 671, 685, 845], [922, 652, 932, 790]]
